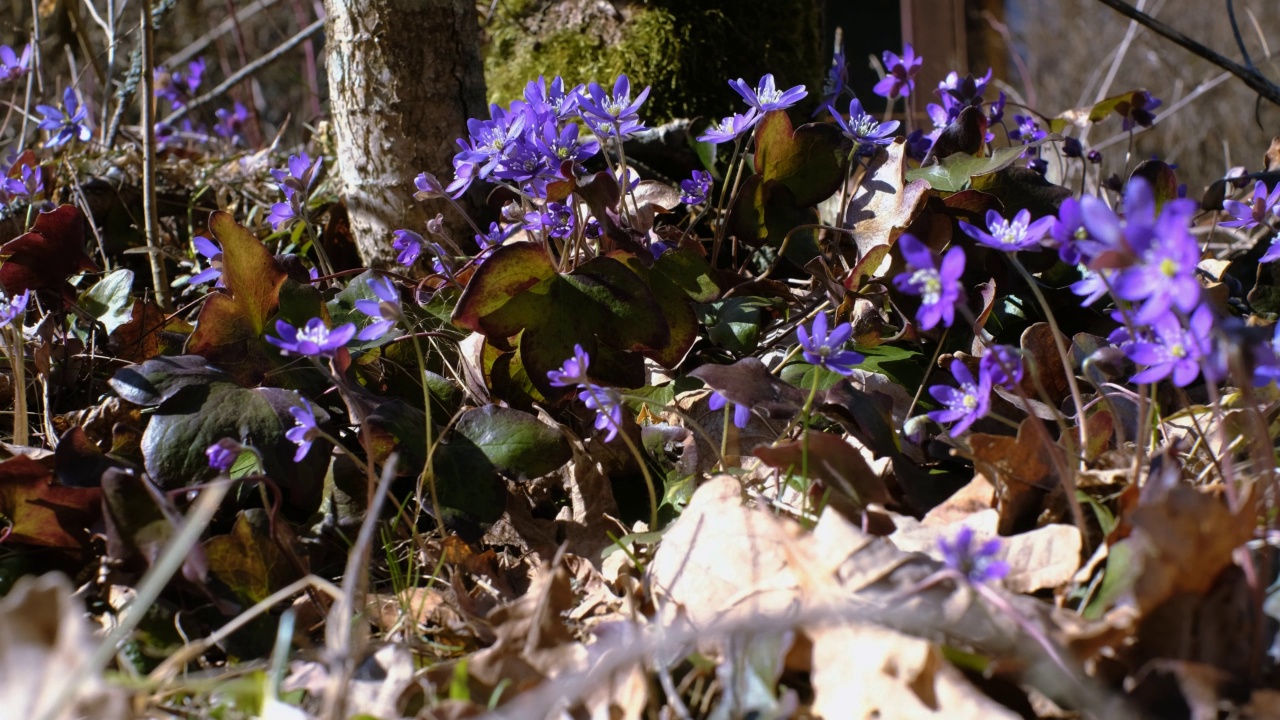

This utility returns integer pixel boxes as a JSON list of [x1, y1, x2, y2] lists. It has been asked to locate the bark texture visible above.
[[323, 0, 487, 266]]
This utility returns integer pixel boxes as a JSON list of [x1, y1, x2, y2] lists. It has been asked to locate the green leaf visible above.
[[726, 175, 821, 264], [1129, 159, 1179, 210], [968, 167, 1072, 219], [108, 354, 235, 407], [79, 268, 135, 334], [906, 135, 1060, 192], [453, 405, 570, 479], [140, 381, 330, 519], [754, 109, 848, 206]]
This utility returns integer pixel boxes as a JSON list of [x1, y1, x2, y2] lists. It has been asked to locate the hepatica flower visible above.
[[1222, 181, 1280, 229], [893, 234, 965, 331], [579, 75, 650, 138], [524, 75, 583, 121], [1119, 90, 1161, 130], [980, 345, 1023, 390], [548, 344, 592, 387], [214, 102, 249, 142], [0, 44, 31, 84], [355, 275, 403, 341], [708, 391, 751, 429], [156, 57, 205, 109], [267, 318, 355, 357], [873, 43, 921, 99], [392, 229, 423, 266], [1126, 305, 1213, 387], [797, 313, 863, 376], [834, 99, 899, 155], [680, 170, 712, 205], [286, 399, 320, 462], [206, 438, 242, 473], [36, 87, 92, 149], [960, 209, 1055, 252], [729, 73, 807, 113], [816, 40, 849, 114], [1008, 114, 1046, 144], [928, 360, 992, 436], [697, 109, 759, 144], [533, 120, 599, 167], [939, 526, 1008, 584], [189, 236, 224, 286], [579, 384, 625, 443], [0, 288, 30, 326], [3, 164, 43, 200]]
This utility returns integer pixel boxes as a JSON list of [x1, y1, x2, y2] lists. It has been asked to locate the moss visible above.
[[482, 0, 823, 124]]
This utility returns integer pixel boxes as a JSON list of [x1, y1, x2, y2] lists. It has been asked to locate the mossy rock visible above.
[[482, 0, 823, 124]]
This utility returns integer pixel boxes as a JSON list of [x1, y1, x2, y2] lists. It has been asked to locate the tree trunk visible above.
[[323, 0, 487, 266]]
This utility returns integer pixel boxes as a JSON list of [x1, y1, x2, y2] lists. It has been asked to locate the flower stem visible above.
[[302, 217, 335, 279], [2, 326, 27, 446], [407, 328, 443, 534]]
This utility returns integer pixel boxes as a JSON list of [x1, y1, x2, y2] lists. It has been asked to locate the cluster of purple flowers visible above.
[[156, 58, 205, 110], [548, 345, 625, 443]]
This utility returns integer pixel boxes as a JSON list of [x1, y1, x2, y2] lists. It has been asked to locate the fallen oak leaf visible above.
[[845, 137, 930, 259], [0, 455, 101, 548]]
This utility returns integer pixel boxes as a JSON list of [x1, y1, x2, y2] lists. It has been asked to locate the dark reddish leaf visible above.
[[0, 455, 101, 548], [0, 205, 99, 293]]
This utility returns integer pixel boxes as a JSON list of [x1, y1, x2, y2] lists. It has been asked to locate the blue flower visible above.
[[271, 152, 323, 198], [1222, 181, 1280, 229], [206, 438, 242, 473], [533, 121, 599, 168], [872, 44, 921, 99], [797, 313, 863, 376], [0, 288, 29, 325], [548, 344, 591, 387], [578, 383, 625, 443], [392, 229, 423, 266], [980, 345, 1023, 390], [35, 87, 92, 148], [708, 391, 750, 429], [214, 102, 248, 142], [528, 202, 574, 239], [1125, 305, 1214, 387], [286, 399, 320, 462], [959, 209, 1055, 252], [697, 109, 759, 144], [266, 318, 356, 357], [1008, 114, 1046, 144], [189, 236, 224, 286], [1119, 90, 1161, 130], [893, 234, 965, 331], [524, 75, 583, 121], [729, 73, 807, 113], [578, 75, 650, 138], [833, 99, 899, 155], [939, 526, 1008, 584], [0, 44, 31, 84], [815, 40, 849, 115], [156, 57, 205, 109], [3, 164, 43, 200], [928, 360, 992, 436], [355, 275, 402, 341], [456, 104, 528, 179], [680, 170, 712, 205]]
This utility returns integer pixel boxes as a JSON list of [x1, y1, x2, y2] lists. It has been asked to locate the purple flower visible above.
[[156, 57, 205, 109], [797, 313, 863, 376], [392, 229, 423, 266], [1063, 136, 1084, 159], [0, 288, 30, 325], [815, 40, 849, 115], [524, 76, 583, 121], [959, 209, 1055, 252], [1120, 90, 1161, 130], [939, 526, 1008, 584], [286, 399, 320, 462], [533, 121, 599, 167], [1222, 181, 1280, 229], [980, 345, 1023, 390], [1052, 197, 1093, 265], [548, 344, 591, 387], [578, 383, 625, 443], [267, 195, 300, 232], [0, 44, 31, 84], [730, 74, 807, 114], [266, 318, 356, 357], [1126, 305, 1213, 387], [1086, 178, 1202, 323], [36, 87, 92, 149], [214, 102, 248, 142], [3, 164, 43, 200], [530, 202, 574, 239], [206, 438, 242, 473], [1008, 114, 1047, 144], [680, 170, 712, 205], [1071, 269, 1114, 307], [987, 91, 1006, 123], [1087, 149, 1103, 164], [1260, 235, 1280, 264], [833, 99, 900, 155], [893, 234, 965, 331], [413, 172, 446, 200], [271, 152, 323, 198], [873, 44, 921, 99], [355, 275, 402, 341], [708, 391, 750, 429], [697, 109, 760, 144], [904, 129, 932, 161], [928, 360, 992, 436], [578, 75, 650, 138], [189, 236, 224, 286]]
